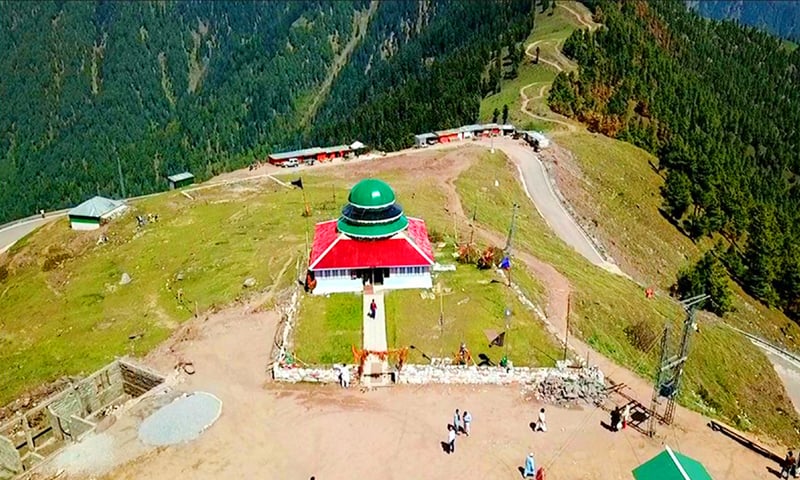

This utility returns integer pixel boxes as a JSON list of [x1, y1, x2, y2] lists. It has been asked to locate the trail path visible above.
[[299, 0, 379, 127], [561, 1, 599, 31]]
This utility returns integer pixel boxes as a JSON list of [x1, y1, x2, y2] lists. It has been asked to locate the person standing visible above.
[[340, 364, 350, 388], [462, 410, 472, 436], [523, 453, 536, 477], [622, 404, 631, 430], [369, 299, 377, 318], [447, 425, 456, 454], [453, 409, 462, 435], [610, 406, 621, 432], [535, 407, 547, 432]]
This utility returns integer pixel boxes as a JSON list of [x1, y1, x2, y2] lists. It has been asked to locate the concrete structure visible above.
[[0, 359, 164, 477], [414, 133, 438, 147], [167, 172, 195, 189], [415, 123, 516, 146], [306, 179, 434, 295], [67, 196, 127, 231], [522, 130, 550, 150]]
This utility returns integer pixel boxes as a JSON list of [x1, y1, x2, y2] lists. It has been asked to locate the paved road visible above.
[[0, 214, 65, 254], [492, 137, 624, 275]]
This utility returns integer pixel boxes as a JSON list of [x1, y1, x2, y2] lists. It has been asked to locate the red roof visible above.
[[309, 218, 435, 270]]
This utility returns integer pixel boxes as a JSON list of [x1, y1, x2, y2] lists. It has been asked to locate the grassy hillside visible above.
[[457, 152, 800, 444], [479, 0, 800, 444], [479, 3, 582, 132], [0, 0, 534, 223]]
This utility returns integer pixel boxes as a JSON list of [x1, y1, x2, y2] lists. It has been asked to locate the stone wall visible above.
[[272, 362, 605, 396], [0, 434, 22, 477], [397, 364, 603, 386], [120, 360, 164, 397], [272, 364, 352, 384], [49, 362, 125, 421]]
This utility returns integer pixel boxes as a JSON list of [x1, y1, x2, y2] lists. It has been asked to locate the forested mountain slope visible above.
[[688, 0, 800, 43], [548, 0, 800, 318], [0, 0, 533, 223]]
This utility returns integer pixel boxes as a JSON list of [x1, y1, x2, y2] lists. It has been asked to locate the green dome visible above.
[[348, 179, 396, 209], [337, 215, 409, 239]]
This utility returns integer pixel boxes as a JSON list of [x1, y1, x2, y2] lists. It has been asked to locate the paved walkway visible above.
[[362, 292, 387, 351]]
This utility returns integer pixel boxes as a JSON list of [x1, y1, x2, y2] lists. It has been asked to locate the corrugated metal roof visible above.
[[415, 133, 438, 140], [435, 128, 462, 136], [167, 172, 194, 183], [268, 147, 323, 161], [309, 217, 434, 270], [68, 196, 126, 218], [323, 144, 351, 153]]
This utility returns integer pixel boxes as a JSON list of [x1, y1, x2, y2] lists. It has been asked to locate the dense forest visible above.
[[0, 0, 534, 223], [688, 1, 800, 43], [548, 0, 800, 318]]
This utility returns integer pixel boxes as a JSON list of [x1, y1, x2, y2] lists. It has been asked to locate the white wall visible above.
[[312, 273, 432, 295], [70, 221, 99, 231], [383, 274, 432, 291], [312, 277, 364, 295]]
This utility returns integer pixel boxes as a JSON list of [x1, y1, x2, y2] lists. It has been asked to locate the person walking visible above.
[[534, 407, 547, 432], [781, 450, 797, 478], [447, 424, 456, 454], [369, 299, 377, 318], [462, 410, 472, 436], [340, 364, 350, 388], [453, 409, 462, 435], [523, 452, 536, 477]]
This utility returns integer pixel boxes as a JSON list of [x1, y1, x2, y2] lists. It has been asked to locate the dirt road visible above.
[[89, 294, 779, 480]]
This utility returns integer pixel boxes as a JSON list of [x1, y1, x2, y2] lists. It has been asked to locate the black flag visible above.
[[290, 178, 303, 189]]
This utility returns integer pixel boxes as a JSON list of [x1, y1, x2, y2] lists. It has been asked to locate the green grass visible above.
[[479, 3, 583, 131], [294, 293, 363, 365], [0, 179, 321, 406], [454, 151, 800, 444], [292, 156, 561, 367], [556, 132, 800, 353]]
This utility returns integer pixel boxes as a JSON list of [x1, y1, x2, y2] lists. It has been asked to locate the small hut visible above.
[[68, 196, 127, 230], [167, 172, 195, 189]]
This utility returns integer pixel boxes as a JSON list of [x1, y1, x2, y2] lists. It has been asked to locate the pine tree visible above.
[[661, 170, 692, 220], [676, 250, 733, 316], [492, 107, 500, 124], [502, 104, 509, 124]]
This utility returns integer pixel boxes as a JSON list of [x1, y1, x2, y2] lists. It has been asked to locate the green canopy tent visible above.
[[633, 445, 713, 480]]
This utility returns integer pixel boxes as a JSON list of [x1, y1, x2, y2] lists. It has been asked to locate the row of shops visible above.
[[414, 124, 550, 150]]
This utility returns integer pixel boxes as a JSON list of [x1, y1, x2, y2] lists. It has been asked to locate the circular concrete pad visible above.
[[138, 392, 222, 446]]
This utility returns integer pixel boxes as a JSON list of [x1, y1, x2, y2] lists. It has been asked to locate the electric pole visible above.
[[648, 293, 710, 436], [504, 203, 519, 255], [116, 154, 127, 199]]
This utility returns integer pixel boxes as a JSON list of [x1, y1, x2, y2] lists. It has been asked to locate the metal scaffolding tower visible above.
[[647, 293, 710, 437]]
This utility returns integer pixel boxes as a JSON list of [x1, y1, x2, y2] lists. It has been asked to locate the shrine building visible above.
[[306, 179, 434, 295]]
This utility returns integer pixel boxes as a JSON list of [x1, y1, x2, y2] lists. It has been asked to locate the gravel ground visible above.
[[50, 432, 115, 476], [138, 392, 222, 446]]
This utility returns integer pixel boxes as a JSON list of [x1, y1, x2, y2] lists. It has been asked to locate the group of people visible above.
[[781, 450, 800, 478], [446, 409, 473, 454]]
